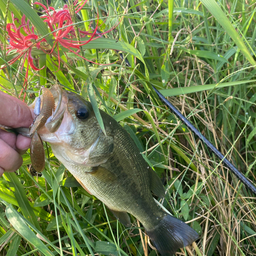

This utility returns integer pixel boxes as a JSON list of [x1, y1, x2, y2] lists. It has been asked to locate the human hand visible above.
[[0, 91, 33, 176]]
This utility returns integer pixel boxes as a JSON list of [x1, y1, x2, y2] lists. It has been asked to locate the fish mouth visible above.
[[36, 85, 75, 144]]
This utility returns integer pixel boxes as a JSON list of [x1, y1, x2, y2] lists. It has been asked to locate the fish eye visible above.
[[76, 107, 89, 119]]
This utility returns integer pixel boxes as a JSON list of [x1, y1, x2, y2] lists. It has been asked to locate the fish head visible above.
[[34, 85, 110, 168]]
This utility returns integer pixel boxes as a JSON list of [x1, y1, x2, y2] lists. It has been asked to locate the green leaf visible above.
[[137, 37, 146, 56], [59, 187, 95, 255], [174, 7, 204, 17], [39, 54, 47, 86], [240, 221, 256, 236], [88, 83, 106, 135], [34, 193, 52, 207], [207, 231, 220, 256], [0, 212, 11, 229], [170, 143, 197, 172], [161, 61, 171, 86], [6, 205, 54, 256], [180, 48, 228, 62], [52, 165, 65, 198], [174, 179, 183, 197], [159, 80, 256, 96], [114, 108, 142, 122], [46, 56, 72, 87], [0, 191, 18, 206], [124, 125, 144, 152], [217, 47, 237, 71], [0, 0, 21, 23], [5, 173, 41, 231], [191, 221, 202, 236], [201, 0, 256, 66], [82, 38, 149, 78], [0, 230, 15, 247], [180, 200, 189, 221], [154, 7, 204, 19], [246, 126, 256, 146], [0, 76, 13, 89], [6, 234, 21, 256], [66, 216, 78, 256], [95, 241, 119, 256], [46, 215, 63, 231]]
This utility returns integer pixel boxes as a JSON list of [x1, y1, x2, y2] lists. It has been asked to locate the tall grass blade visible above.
[[201, 0, 256, 66], [6, 205, 54, 256], [4, 173, 41, 230], [159, 80, 256, 96], [88, 83, 106, 135]]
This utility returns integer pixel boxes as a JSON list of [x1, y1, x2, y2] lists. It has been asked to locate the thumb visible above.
[[0, 92, 33, 128]]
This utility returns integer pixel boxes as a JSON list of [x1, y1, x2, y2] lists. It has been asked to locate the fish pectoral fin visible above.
[[88, 135, 114, 166], [149, 168, 165, 198], [109, 209, 131, 227], [90, 166, 117, 182]]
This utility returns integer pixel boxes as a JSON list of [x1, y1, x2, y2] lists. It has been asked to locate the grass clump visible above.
[[0, 0, 256, 255]]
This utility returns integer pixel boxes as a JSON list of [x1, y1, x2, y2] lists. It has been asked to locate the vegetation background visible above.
[[0, 0, 256, 255]]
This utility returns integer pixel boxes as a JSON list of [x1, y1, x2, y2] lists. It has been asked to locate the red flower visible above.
[[4, 0, 118, 99], [6, 13, 45, 71], [34, 0, 101, 63], [5, 13, 47, 99]]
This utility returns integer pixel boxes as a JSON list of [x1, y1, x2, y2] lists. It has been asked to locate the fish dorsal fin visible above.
[[110, 209, 131, 227], [149, 168, 165, 198]]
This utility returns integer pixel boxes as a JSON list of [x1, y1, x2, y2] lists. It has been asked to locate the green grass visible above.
[[0, 0, 256, 255]]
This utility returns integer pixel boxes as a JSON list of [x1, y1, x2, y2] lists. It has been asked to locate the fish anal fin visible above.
[[149, 168, 165, 198], [110, 209, 131, 227]]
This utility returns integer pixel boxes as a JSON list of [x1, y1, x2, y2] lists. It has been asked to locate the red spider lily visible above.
[[4, 0, 118, 99], [34, 0, 99, 67], [6, 13, 44, 71], [33, 0, 116, 63], [35, 0, 91, 41], [5, 13, 46, 99]]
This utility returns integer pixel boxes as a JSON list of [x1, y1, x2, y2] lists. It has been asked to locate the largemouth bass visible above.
[[35, 86, 199, 255]]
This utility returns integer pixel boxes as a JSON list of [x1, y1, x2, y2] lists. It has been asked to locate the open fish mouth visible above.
[[30, 85, 66, 135], [29, 85, 74, 144], [27, 85, 74, 172]]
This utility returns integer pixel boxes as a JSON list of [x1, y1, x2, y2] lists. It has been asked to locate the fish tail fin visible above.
[[146, 214, 199, 255]]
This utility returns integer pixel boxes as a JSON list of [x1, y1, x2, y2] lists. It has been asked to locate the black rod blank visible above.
[[152, 86, 256, 195]]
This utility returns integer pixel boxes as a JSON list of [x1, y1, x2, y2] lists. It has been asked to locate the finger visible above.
[[0, 130, 31, 154], [0, 167, 4, 177], [16, 134, 31, 152], [0, 92, 33, 128], [0, 130, 16, 149], [0, 139, 23, 172]]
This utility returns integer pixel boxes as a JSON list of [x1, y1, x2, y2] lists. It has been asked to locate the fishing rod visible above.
[[152, 85, 256, 195]]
